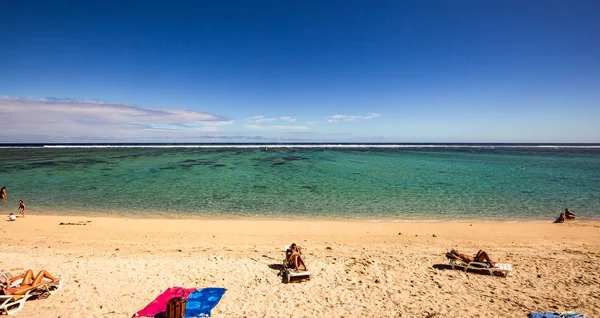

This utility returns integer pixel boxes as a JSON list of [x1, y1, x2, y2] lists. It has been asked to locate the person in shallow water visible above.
[[565, 208, 576, 219], [18, 200, 26, 217], [554, 212, 566, 223], [448, 249, 496, 267], [0, 186, 6, 199], [0, 269, 60, 295], [286, 243, 308, 272]]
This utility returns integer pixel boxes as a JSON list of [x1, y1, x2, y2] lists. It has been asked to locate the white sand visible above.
[[1, 215, 599, 317]]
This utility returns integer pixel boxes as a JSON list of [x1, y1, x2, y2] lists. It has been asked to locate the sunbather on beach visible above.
[[286, 243, 308, 272], [449, 249, 496, 267], [0, 269, 60, 295], [565, 208, 576, 219], [555, 212, 566, 223]]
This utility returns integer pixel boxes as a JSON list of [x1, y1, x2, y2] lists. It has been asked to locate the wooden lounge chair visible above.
[[283, 245, 311, 283], [0, 280, 62, 315], [446, 251, 512, 277]]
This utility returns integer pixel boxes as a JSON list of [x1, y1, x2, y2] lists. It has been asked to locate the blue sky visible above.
[[1, 1, 599, 143]]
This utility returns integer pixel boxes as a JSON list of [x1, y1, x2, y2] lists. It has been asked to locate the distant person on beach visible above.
[[0, 186, 6, 199], [18, 200, 25, 217], [554, 212, 566, 223], [0, 269, 60, 295], [448, 249, 496, 267], [8, 213, 16, 221], [286, 243, 308, 272], [565, 208, 576, 220]]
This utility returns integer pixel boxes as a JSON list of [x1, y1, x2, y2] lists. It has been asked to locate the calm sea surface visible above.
[[0, 144, 599, 221]]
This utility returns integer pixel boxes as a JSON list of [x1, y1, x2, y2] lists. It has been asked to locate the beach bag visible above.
[[166, 296, 187, 318]]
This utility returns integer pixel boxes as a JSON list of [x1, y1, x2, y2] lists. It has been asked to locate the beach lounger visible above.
[[445, 251, 512, 277], [0, 272, 13, 286], [0, 280, 62, 315], [283, 245, 311, 283]]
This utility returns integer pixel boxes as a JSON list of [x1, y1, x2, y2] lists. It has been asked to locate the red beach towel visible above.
[[133, 286, 197, 317]]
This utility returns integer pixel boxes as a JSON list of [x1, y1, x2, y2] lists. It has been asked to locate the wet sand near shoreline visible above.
[[1, 215, 599, 317]]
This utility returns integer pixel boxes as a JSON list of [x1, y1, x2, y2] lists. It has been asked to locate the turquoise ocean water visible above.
[[0, 144, 599, 221]]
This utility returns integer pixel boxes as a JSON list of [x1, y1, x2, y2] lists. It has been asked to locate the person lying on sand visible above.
[[8, 213, 16, 221], [286, 243, 308, 272], [448, 249, 496, 267], [565, 208, 576, 220], [555, 212, 566, 223], [0, 269, 60, 295]]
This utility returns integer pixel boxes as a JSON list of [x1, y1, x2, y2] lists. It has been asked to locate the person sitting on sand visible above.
[[286, 243, 308, 272], [555, 212, 566, 223], [8, 213, 16, 221], [0, 269, 60, 295], [0, 186, 6, 199], [18, 199, 25, 217], [448, 249, 496, 267], [565, 208, 576, 220]]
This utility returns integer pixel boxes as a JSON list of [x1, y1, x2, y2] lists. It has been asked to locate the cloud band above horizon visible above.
[[0, 97, 233, 142]]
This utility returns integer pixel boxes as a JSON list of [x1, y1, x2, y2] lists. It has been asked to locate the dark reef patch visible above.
[[110, 154, 143, 160], [302, 185, 317, 192], [64, 158, 109, 165], [283, 156, 307, 161], [28, 161, 58, 167]]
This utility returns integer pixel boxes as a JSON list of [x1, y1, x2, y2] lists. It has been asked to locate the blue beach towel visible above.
[[184, 287, 227, 317], [528, 312, 587, 318]]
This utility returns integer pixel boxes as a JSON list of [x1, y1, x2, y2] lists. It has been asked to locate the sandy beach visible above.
[[1, 215, 599, 317]]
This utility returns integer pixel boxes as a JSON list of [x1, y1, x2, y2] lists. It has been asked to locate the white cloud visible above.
[[305, 121, 319, 125], [327, 113, 381, 123], [279, 116, 297, 122], [199, 120, 235, 126], [0, 97, 233, 142], [245, 124, 309, 130], [246, 115, 276, 123], [247, 115, 298, 123]]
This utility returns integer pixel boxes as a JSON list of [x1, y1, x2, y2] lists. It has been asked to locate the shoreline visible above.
[[6, 214, 600, 235], [2, 215, 599, 317], [3, 207, 597, 223]]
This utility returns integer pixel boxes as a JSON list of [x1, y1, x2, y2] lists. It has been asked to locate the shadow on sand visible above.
[[268, 263, 287, 283], [432, 263, 500, 276]]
